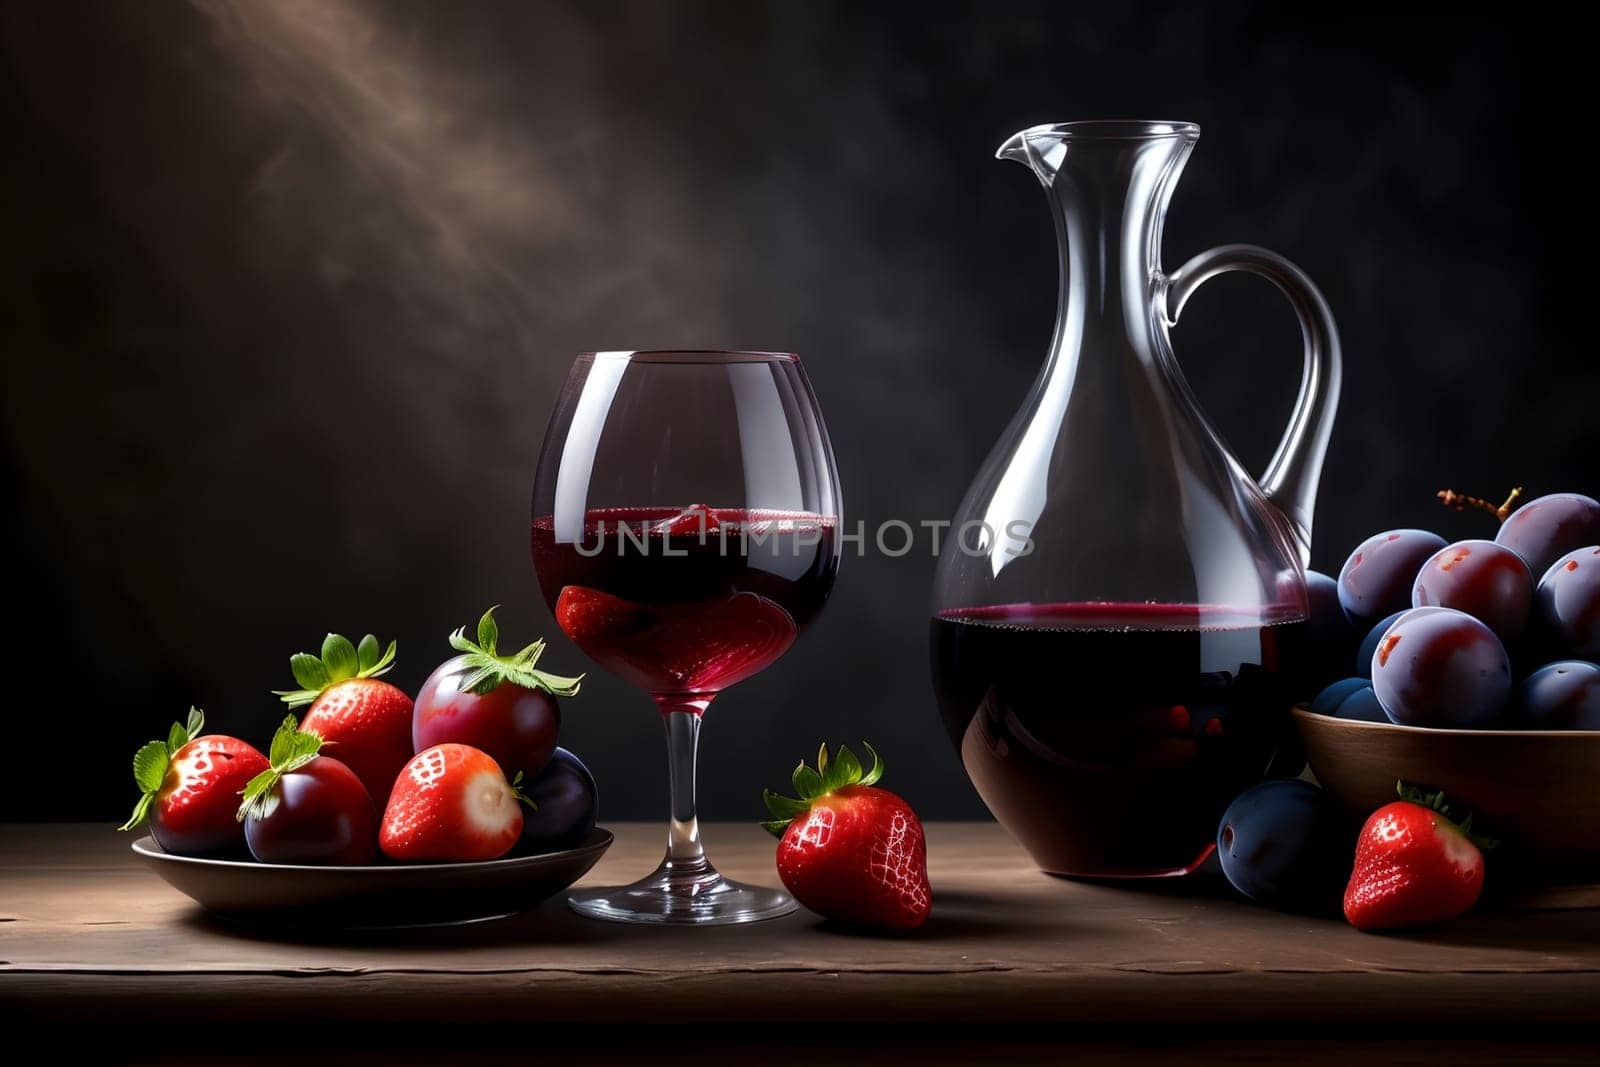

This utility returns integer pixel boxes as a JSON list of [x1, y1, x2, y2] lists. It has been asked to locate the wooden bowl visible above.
[[1293, 707, 1600, 883]]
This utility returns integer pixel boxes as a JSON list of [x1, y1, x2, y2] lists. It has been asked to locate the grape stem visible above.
[[1435, 486, 1523, 524]]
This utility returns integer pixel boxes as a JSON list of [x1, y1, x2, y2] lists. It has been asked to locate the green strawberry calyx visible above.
[[761, 742, 884, 838], [236, 715, 325, 823], [447, 606, 583, 698], [508, 770, 536, 811], [273, 631, 398, 708], [119, 707, 206, 832], [1397, 781, 1499, 850]]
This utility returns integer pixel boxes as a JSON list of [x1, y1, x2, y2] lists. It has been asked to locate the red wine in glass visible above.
[[532, 506, 838, 697], [531, 350, 841, 926], [931, 602, 1307, 877]]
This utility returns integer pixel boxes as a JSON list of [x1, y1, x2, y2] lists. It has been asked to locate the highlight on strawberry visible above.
[[762, 742, 931, 931], [121, 707, 269, 858], [272, 631, 414, 805]]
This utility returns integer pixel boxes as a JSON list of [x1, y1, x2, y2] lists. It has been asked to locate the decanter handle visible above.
[[1165, 244, 1343, 566]]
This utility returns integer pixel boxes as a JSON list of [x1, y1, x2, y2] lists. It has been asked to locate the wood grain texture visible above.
[[2, 823, 1597, 1027]]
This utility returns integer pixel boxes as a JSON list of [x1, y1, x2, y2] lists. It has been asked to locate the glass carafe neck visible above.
[[998, 122, 1198, 352]]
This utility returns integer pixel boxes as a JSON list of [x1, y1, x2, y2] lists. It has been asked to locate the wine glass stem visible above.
[[659, 699, 711, 867]]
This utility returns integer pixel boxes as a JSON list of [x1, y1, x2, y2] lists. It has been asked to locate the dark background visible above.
[[2, 3, 1593, 822]]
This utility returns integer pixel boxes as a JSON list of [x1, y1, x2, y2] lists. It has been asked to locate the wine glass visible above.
[[531, 350, 841, 925]]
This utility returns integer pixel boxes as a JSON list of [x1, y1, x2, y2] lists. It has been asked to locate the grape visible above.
[[1303, 569, 1358, 693], [1370, 607, 1511, 727], [1495, 493, 1600, 578], [1338, 529, 1447, 627], [1355, 610, 1406, 679], [1535, 546, 1600, 658], [1216, 780, 1350, 912], [1411, 539, 1533, 640], [1513, 661, 1600, 729]]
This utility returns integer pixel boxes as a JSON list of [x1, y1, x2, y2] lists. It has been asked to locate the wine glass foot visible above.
[[568, 858, 797, 926]]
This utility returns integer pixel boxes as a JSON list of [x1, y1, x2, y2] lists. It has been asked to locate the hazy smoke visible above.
[[196, 0, 573, 313]]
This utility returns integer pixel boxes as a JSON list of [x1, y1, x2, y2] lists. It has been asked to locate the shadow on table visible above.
[[182, 884, 1068, 948], [181, 898, 626, 950]]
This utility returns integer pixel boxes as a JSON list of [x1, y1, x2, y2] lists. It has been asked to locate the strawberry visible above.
[[274, 631, 413, 805], [120, 708, 269, 857], [1343, 783, 1495, 932], [762, 743, 931, 930], [380, 743, 528, 862], [556, 584, 796, 694]]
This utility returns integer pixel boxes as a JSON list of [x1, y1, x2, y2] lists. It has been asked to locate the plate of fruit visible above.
[[122, 609, 610, 926], [1292, 489, 1600, 884]]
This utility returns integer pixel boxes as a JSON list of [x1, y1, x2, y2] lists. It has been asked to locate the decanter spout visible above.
[[996, 121, 1199, 189], [994, 125, 1068, 187]]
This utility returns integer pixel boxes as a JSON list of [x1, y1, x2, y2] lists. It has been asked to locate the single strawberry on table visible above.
[[273, 631, 413, 805], [762, 743, 931, 930], [381, 743, 529, 862], [120, 708, 269, 857], [1344, 783, 1495, 932]]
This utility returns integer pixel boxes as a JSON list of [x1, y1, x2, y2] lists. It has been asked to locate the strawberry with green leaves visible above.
[[381, 743, 529, 862], [274, 631, 413, 805], [763, 743, 931, 930], [412, 607, 582, 780], [238, 715, 379, 865], [1344, 783, 1495, 932], [120, 708, 269, 857]]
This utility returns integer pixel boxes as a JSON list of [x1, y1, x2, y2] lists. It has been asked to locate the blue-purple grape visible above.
[[1370, 607, 1511, 727], [1513, 661, 1600, 729], [1495, 493, 1600, 578], [1338, 529, 1447, 627], [1535, 546, 1600, 658], [1355, 610, 1406, 679], [1412, 539, 1533, 640]]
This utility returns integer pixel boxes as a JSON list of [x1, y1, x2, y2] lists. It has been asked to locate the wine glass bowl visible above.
[[531, 351, 841, 925]]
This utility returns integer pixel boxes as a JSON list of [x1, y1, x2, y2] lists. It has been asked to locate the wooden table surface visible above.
[[4, 822, 1598, 1045]]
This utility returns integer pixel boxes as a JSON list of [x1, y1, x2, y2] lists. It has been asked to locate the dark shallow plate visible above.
[[132, 829, 613, 927]]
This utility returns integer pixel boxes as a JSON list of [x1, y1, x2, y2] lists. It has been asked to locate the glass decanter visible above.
[[931, 121, 1342, 878]]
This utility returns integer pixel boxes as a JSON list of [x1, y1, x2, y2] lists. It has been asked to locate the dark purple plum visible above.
[[1535, 547, 1600, 658], [1513, 661, 1600, 729], [1310, 677, 1369, 716], [1334, 684, 1386, 722], [1303, 569, 1358, 694], [243, 755, 379, 865], [1338, 529, 1447, 628], [1355, 610, 1407, 679], [1371, 607, 1511, 727], [1412, 539, 1533, 640], [517, 747, 598, 851], [1495, 493, 1600, 578], [1216, 779, 1350, 913]]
